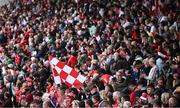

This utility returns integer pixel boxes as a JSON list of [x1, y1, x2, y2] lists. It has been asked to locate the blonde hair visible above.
[[113, 91, 121, 100], [161, 92, 170, 105], [169, 97, 177, 107], [100, 90, 108, 101]]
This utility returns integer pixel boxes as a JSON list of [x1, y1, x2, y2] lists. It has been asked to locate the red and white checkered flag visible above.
[[49, 56, 86, 88]]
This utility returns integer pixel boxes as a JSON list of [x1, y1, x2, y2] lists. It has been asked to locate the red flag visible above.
[[49, 56, 86, 88]]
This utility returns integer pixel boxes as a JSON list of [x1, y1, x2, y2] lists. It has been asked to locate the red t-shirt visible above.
[[113, 100, 119, 108]]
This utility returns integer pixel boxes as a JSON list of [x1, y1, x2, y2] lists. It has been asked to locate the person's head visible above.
[[161, 92, 170, 106], [86, 58, 91, 65], [91, 59, 99, 70], [156, 77, 164, 88], [30, 101, 40, 108], [134, 91, 142, 106], [63, 94, 75, 107], [22, 82, 28, 88], [33, 92, 43, 102], [147, 84, 155, 95], [92, 95, 100, 104], [20, 98, 28, 107], [56, 84, 67, 95], [123, 101, 131, 108], [140, 92, 148, 105], [90, 85, 97, 95], [42, 100, 50, 108], [85, 99, 93, 108], [69, 87, 79, 99], [72, 100, 79, 108], [173, 72, 179, 80], [173, 86, 180, 99], [143, 58, 149, 67], [115, 69, 124, 81], [168, 96, 177, 107], [114, 52, 120, 61], [107, 92, 113, 102], [113, 91, 121, 101], [121, 95, 130, 104], [149, 57, 156, 66], [154, 89, 162, 100], [99, 90, 108, 101]]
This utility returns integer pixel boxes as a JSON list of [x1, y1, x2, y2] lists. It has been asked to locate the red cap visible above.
[[140, 93, 148, 100]]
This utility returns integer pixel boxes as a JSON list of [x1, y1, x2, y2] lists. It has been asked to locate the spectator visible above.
[[2, 92, 13, 107], [168, 96, 177, 108], [112, 91, 122, 108], [121, 95, 131, 108], [30, 101, 41, 108], [113, 69, 127, 92], [61, 94, 75, 108], [89, 85, 99, 99], [141, 57, 159, 85], [161, 92, 170, 107], [99, 90, 109, 107], [173, 85, 180, 107], [140, 92, 149, 107], [85, 99, 93, 108], [92, 94, 100, 107], [146, 84, 155, 105], [72, 100, 79, 108]]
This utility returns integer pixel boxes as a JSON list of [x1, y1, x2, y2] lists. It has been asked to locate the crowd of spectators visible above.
[[0, 0, 180, 107]]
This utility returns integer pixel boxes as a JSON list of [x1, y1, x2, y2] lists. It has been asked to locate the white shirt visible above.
[[145, 65, 158, 80]]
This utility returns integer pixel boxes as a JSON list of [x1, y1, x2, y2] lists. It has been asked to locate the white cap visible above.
[[8, 64, 14, 68]]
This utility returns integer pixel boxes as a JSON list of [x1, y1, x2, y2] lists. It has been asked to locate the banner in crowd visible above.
[[49, 56, 86, 88]]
